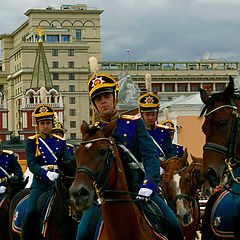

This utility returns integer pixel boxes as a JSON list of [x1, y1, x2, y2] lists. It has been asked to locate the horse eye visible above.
[[99, 148, 107, 155], [217, 119, 228, 129]]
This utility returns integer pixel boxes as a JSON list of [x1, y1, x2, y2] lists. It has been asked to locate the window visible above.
[[61, 35, 70, 42], [190, 84, 200, 92], [70, 121, 76, 128], [69, 97, 75, 104], [37, 35, 45, 42], [152, 84, 161, 93], [76, 30, 81, 40], [52, 61, 58, 68], [216, 83, 226, 91], [52, 49, 58, 56], [68, 49, 74, 56], [165, 84, 175, 92], [54, 85, 59, 91], [69, 85, 75, 92], [70, 133, 76, 140], [70, 109, 76, 116], [177, 84, 187, 92], [47, 35, 59, 42], [69, 73, 75, 80], [68, 61, 74, 68], [29, 94, 34, 103], [53, 73, 59, 80]]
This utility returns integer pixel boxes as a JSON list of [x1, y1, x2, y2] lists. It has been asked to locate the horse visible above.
[[9, 158, 79, 240], [69, 121, 167, 240], [0, 175, 28, 240], [160, 150, 201, 240], [200, 75, 240, 239]]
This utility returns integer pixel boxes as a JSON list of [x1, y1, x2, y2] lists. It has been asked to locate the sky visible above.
[[1, 0, 240, 61]]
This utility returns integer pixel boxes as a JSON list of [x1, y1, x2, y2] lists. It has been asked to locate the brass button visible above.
[[127, 121, 130, 124], [123, 134, 127, 137], [124, 142, 127, 145], [56, 147, 58, 150], [43, 156, 45, 159]]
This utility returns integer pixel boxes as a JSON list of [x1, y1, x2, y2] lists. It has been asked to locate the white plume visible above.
[[89, 57, 99, 74], [163, 108, 169, 120], [145, 73, 152, 92], [54, 112, 58, 121], [40, 87, 46, 103]]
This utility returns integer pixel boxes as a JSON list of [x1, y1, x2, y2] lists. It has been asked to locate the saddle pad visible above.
[[11, 190, 56, 237], [12, 194, 29, 233], [211, 190, 234, 238]]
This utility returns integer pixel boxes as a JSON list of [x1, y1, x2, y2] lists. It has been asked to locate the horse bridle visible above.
[[203, 99, 240, 183], [75, 137, 147, 203]]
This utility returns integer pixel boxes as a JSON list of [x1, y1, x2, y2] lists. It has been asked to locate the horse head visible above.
[[200, 75, 239, 187], [69, 121, 117, 213], [161, 149, 194, 226]]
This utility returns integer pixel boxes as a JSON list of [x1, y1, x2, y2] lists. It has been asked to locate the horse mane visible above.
[[200, 92, 239, 117]]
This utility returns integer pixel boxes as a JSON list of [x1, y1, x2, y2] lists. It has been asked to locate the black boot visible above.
[[233, 216, 240, 240]]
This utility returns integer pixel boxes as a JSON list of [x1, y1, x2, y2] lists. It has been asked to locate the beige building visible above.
[[0, 3, 239, 146]]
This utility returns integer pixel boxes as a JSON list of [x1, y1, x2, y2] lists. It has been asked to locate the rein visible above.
[[76, 137, 147, 203], [203, 99, 240, 184]]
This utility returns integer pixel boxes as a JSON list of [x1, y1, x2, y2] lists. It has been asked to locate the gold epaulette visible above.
[[121, 115, 141, 121], [53, 134, 65, 141], [67, 143, 74, 148], [28, 135, 37, 139], [156, 124, 170, 129], [2, 150, 14, 154], [173, 143, 183, 147]]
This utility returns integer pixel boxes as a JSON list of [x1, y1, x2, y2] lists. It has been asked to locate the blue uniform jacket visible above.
[[173, 143, 184, 157], [146, 124, 176, 159], [26, 134, 73, 188], [0, 150, 23, 187], [97, 114, 160, 190]]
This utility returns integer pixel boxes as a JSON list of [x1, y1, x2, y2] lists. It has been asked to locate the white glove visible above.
[[137, 187, 153, 200], [0, 186, 6, 194], [46, 171, 59, 181]]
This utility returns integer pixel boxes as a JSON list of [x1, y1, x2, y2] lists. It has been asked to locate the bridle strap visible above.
[[80, 138, 112, 145], [203, 142, 228, 155], [204, 105, 235, 117], [76, 165, 97, 180]]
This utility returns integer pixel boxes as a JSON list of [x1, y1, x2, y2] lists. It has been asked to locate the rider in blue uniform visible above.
[[138, 92, 176, 160], [161, 120, 184, 158], [52, 120, 75, 156], [0, 139, 23, 195], [21, 103, 73, 240], [77, 58, 184, 240]]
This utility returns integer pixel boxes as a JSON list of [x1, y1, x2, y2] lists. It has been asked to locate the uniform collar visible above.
[[39, 132, 53, 139], [100, 111, 119, 124], [145, 123, 156, 130]]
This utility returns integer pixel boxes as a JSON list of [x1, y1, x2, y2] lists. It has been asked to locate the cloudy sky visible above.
[[1, 0, 240, 61]]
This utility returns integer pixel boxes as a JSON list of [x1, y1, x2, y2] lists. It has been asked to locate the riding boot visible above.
[[21, 215, 41, 240], [233, 216, 240, 240]]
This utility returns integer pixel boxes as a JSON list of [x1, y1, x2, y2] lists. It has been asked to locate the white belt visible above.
[[127, 162, 144, 170], [41, 165, 58, 171]]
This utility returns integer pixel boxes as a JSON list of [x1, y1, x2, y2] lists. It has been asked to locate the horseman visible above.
[[21, 101, 73, 240], [52, 120, 75, 155], [138, 74, 176, 160], [0, 138, 23, 195], [161, 117, 184, 158], [76, 57, 184, 240]]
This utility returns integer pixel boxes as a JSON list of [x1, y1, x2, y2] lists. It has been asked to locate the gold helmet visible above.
[[33, 104, 54, 123], [162, 120, 175, 132], [52, 121, 64, 135], [138, 93, 160, 113]]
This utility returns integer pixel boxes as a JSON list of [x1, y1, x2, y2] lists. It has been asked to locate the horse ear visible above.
[[102, 120, 117, 137], [200, 88, 209, 105], [190, 153, 197, 162], [81, 121, 89, 134], [223, 75, 234, 98], [160, 160, 167, 170]]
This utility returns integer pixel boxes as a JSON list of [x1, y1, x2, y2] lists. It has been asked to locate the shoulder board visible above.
[[156, 124, 170, 129], [67, 143, 74, 148], [28, 135, 37, 139], [173, 143, 183, 147], [120, 115, 141, 121], [53, 134, 65, 141], [2, 150, 14, 154]]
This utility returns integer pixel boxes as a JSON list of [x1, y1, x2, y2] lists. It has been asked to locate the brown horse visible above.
[[161, 150, 201, 240], [69, 121, 166, 240], [200, 76, 240, 239], [200, 75, 240, 188]]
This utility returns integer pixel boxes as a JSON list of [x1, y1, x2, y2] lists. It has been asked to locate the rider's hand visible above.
[[137, 187, 153, 200], [46, 171, 59, 181], [0, 186, 6, 194]]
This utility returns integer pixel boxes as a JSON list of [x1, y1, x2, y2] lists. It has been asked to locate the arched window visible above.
[[29, 94, 34, 103]]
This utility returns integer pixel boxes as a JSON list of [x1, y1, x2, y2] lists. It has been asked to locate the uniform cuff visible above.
[[140, 177, 157, 193]]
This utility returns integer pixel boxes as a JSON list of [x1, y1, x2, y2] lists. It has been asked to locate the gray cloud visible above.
[[1, 0, 240, 61]]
